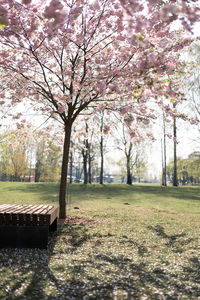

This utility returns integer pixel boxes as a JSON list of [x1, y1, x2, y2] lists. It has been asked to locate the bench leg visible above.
[[0, 226, 49, 249], [49, 218, 57, 232]]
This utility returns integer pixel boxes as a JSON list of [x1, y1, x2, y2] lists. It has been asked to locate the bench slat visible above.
[[0, 204, 13, 212], [25, 205, 47, 226], [0, 204, 59, 226], [0, 204, 23, 213], [48, 206, 59, 225], [1, 205, 24, 225]]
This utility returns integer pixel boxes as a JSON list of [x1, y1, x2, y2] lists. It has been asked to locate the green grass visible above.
[[0, 182, 200, 299]]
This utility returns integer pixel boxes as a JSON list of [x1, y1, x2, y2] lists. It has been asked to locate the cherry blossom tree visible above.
[[0, 0, 199, 218], [113, 112, 152, 184]]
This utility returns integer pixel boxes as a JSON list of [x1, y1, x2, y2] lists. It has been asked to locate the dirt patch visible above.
[[58, 215, 99, 227]]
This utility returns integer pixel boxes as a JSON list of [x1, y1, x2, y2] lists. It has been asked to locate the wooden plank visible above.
[[0, 204, 51, 215], [23, 206, 39, 225], [38, 206, 58, 226], [36, 206, 51, 226], [0, 204, 59, 227], [25, 205, 46, 225], [18, 205, 41, 225], [25, 205, 45, 214], [0, 205, 22, 214], [3, 205, 25, 225], [2, 205, 25, 216], [32, 205, 50, 226], [17, 205, 35, 214], [32, 205, 50, 215], [0, 204, 12, 212], [8, 205, 32, 225], [18, 205, 44, 225], [38, 206, 53, 223], [0, 205, 14, 224], [37, 206, 53, 225], [48, 206, 59, 225], [20, 205, 37, 224], [39, 206, 54, 214], [9, 205, 26, 214]]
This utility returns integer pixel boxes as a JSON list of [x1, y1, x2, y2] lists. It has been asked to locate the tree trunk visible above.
[[173, 104, 178, 186], [28, 149, 32, 182], [162, 110, 167, 186], [126, 155, 132, 185], [88, 145, 92, 184], [35, 160, 41, 182], [100, 135, 104, 184], [83, 122, 89, 184], [69, 150, 73, 184], [126, 143, 132, 185], [82, 148, 88, 184], [59, 123, 72, 219]]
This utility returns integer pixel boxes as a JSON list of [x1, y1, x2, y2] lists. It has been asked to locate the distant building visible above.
[[22, 175, 35, 182], [95, 174, 114, 183]]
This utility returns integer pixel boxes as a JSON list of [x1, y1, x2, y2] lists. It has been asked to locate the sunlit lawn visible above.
[[0, 182, 200, 299]]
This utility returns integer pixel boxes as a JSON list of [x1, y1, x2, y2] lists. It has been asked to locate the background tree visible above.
[[183, 42, 200, 143], [113, 114, 149, 185], [167, 152, 200, 185], [34, 129, 62, 182], [0, 129, 29, 181]]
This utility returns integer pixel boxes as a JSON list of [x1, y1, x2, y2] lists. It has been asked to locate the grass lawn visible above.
[[0, 182, 200, 299]]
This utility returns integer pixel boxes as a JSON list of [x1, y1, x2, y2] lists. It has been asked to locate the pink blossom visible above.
[[96, 82, 106, 92], [166, 133, 172, 139], [120, 106, 131, 115], [143, 119, 150, 125], [190, 119, 199, 125], [90, 1, 100, 11], [124, 115, 134, 126], [58, 105, 65, 113], [128, 130, 136, 138], [66, 96, 72, 103], [22, 0, 32, 4], [103, 125, 110, 134]]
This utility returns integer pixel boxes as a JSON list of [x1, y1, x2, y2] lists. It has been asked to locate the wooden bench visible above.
[[0, 204, 59, 249]]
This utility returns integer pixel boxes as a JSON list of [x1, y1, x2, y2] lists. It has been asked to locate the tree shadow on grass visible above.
[[0, 221, 199, 299], [0, 228, 61, 300], [147, 224, 195, 252], [0, 220, 93, 300]]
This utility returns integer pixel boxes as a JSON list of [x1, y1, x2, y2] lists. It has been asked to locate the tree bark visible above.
[[126, 155, 132, 185], [82, 148, 88, 184], [162, 110, 167, 186], [173, 103, 178, 186], [88, 145, 92, 184], [69, 150, 73, 184], [99, 112, 104, 185], [82, 122, 89, 184], [100, 134, 104, 184], [126, 143, 132, 185], [35, 160, 41, 182], [59, 123, 72, 219]]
